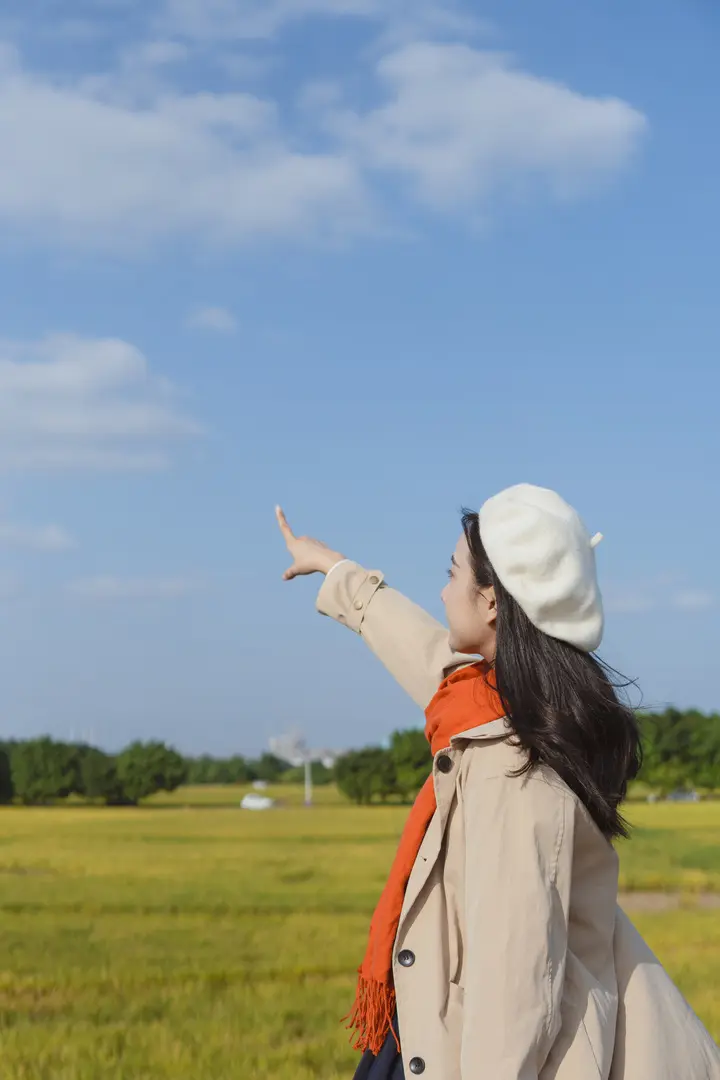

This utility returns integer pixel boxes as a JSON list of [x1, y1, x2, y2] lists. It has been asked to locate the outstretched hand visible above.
[[275, 506, 345, 581]]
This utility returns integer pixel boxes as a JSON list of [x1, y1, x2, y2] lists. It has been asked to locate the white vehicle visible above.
[[240, 793, 275, 811]]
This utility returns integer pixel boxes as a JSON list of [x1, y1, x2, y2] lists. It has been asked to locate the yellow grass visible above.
[[0, 791, 717, 1078]]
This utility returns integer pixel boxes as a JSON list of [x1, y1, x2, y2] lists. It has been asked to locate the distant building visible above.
[[268, 733, 340, 770]]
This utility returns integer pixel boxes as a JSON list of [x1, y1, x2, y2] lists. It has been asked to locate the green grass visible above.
[[619, 801, 720, 892], [0, 790, 717, 1078]]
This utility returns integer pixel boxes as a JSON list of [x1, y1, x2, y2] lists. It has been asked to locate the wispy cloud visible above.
[[604, 590, 655, 615], [325, 44, 646, 210], [0, 334, 200, 471], [67, 576, 203, 600], [605, 582, 716, 615], [158, 0, 479, 42], [187, 306, 238, 333], [0, 49, 367, 251], [672, 589, 715, 611], [0, 23, 645, 252], [0, 522, 75, 551], [121, 40, 189, 68]]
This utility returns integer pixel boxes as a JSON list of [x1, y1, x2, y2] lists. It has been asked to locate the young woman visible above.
[[276, 484, 720, 1080]]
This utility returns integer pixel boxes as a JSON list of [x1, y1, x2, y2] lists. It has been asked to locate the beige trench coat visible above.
[[316, 561, 720, 1080]]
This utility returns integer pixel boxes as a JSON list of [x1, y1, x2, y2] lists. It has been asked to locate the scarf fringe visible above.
[[344, 971, 399, 1055], [343, 665, 500, 1057]]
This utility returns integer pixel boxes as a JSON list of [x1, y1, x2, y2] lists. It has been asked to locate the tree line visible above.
[[0, 738, 188, 805], [184, 752, 333, 787], [0, 709, 717, 806], [638, 708, 720, 794], [0, 739, 330, 805], [333, 709, 720, 805]]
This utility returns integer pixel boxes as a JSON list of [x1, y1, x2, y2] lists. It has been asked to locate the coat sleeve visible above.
[[315, 560, 478, 709], [460, 767, 574, 1080]]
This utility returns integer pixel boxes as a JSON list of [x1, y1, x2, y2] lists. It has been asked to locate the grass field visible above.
[[0, 787, 718, 1079]]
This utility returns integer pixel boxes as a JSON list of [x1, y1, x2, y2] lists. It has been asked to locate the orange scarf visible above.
[[346, 662, 505, 1054]]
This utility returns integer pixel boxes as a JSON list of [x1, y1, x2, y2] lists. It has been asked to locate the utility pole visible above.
[[269, 731, 320, 808]]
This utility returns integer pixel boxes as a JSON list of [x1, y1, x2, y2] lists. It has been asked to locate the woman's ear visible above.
[[486, 585, 498, 626]]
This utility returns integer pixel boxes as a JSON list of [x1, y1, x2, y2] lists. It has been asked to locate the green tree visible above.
[[229, 755, 256, 783], [688, 712, 720, 791], [389, 728, 432, 800], [282, 761, 334, 786], [335, 747, 397, 805], [186, 754, 230, 784], [186, 754, 254, 785], [637, 709, 712, 792], [11, 738, 82, 804], [77, 747, 126, 803], [0, 744, 13, 803], [250, 752, 290, 783], [115, 741, 187, 804], [335, 749, 374, 805], [373, 750, 399, 803], [185, 754, 210, 784]]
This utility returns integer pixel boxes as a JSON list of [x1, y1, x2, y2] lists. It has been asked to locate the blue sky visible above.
[[0, 0, 718, 757]]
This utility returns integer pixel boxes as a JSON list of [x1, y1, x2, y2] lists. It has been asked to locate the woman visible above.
[[276, 484, 720, 1080]]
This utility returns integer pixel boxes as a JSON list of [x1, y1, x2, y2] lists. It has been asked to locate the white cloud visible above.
[[0, 52, 367, 250], [326, 44, 647, 209], [159, 0, 476, 41], [67, 575, 203, 599], [0, 334, 200, 471], [122, 40, 189, 68], [604, 590, 654, 616], [672, 590, 715, 612], [0, 523, 75, 551], [298, 79, 344, 113], [605, 583, 716, 615], [214, 51, 278, 82], [0, 31, 645, 250], [187, 306, 238, 333], [161, 0, 369, 39]]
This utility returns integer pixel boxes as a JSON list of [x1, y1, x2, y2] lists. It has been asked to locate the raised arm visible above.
[[316, 559, 476, 708], [275, 507, 476, 709]]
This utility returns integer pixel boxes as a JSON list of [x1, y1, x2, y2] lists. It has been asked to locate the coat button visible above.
[[436, 754, 453, 773], [369, 575, 380, 585], [353, 600, 363, 610], [397, 949, 415, 967], [409, 1058, 426, 1074]]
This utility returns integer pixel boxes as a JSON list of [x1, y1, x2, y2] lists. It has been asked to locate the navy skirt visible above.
[[352, 1012, 404, 1080]]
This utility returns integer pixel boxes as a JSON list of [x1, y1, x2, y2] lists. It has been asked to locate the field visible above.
[[0, 787, 718, 1079]]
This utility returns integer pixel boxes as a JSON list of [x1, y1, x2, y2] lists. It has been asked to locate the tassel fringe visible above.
[[344, 971, 399, 1055]]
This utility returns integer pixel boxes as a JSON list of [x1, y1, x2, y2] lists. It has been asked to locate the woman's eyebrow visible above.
[[451, 554, 459, 567]]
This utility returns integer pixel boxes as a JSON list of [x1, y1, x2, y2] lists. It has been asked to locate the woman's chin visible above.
[[450, 634, 484, 658]]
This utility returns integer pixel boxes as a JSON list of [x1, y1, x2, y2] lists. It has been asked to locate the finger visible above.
[[275, 505, 295, 543], [282, 566, 297, 581]]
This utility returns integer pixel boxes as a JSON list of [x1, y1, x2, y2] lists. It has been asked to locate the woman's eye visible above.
[[447, 568, 453, 579]]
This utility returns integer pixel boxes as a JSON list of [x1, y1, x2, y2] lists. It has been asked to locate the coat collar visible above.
[[449, 717, 511, 743]]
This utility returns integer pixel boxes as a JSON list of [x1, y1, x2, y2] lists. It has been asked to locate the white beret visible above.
[[478, 484, 604, 653]]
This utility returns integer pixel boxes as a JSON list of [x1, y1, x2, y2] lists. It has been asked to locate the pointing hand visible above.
[[275, 506, 345, 581]]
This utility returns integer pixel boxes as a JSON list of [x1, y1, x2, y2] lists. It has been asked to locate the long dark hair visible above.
[[462, 509, 641, 841]]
